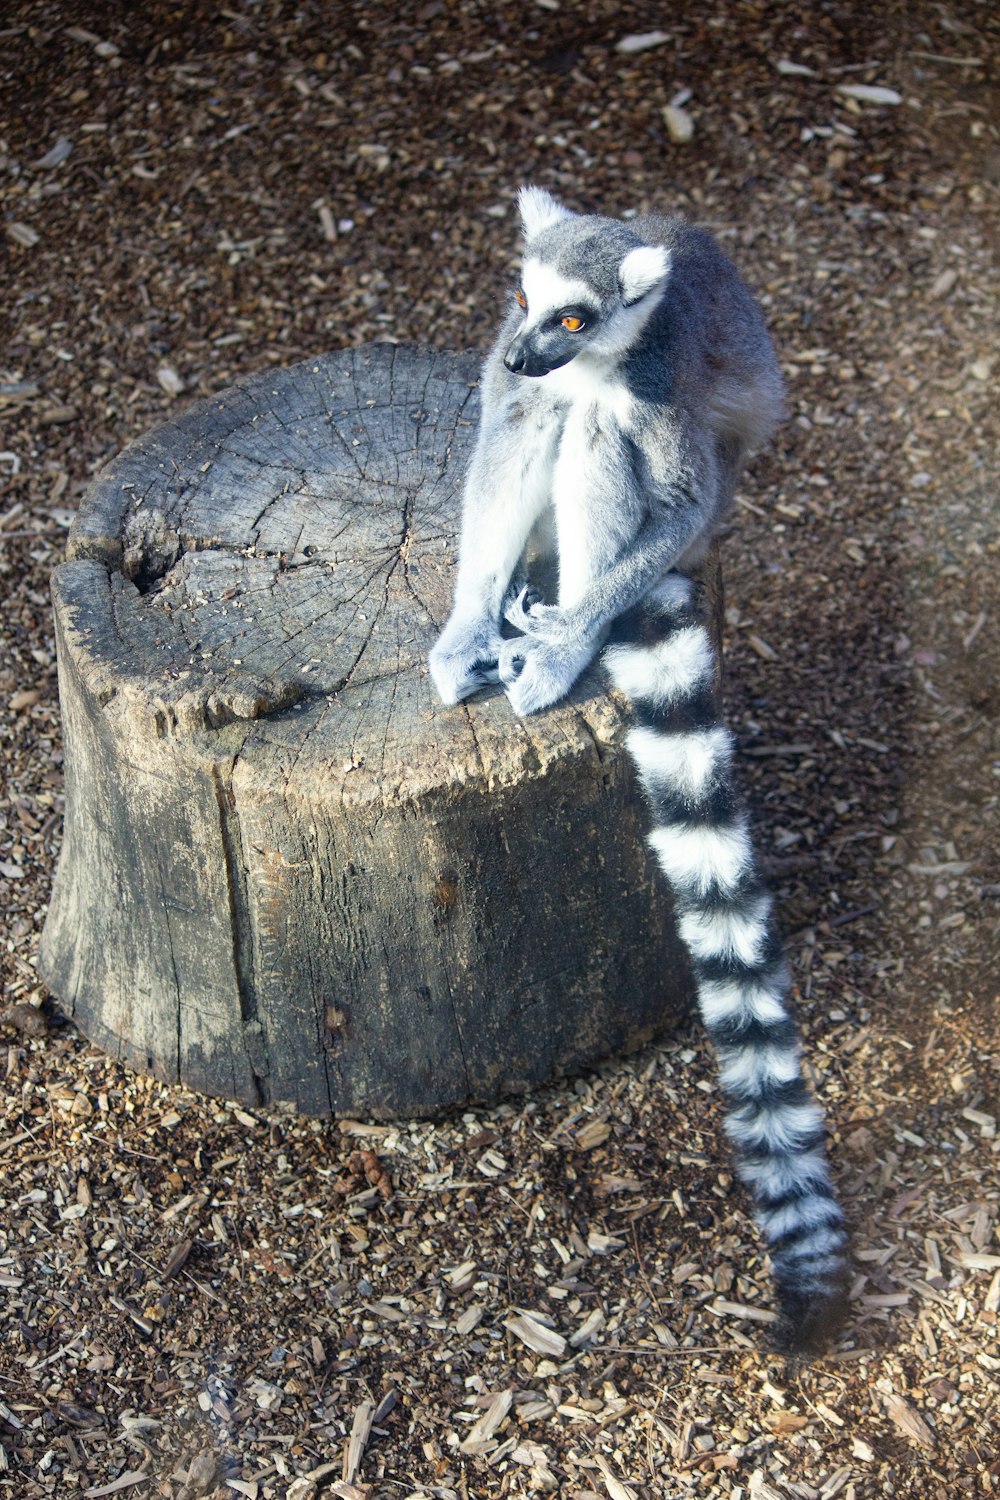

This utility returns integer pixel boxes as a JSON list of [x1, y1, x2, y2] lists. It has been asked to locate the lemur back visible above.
[[625, 211, 786, 454], [429, 188, 849, 1350]]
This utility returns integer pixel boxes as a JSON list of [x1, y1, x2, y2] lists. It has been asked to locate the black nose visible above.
[[504, 342, 526, 374]]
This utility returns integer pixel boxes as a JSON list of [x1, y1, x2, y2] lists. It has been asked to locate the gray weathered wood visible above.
[[41, 345, 715, 1117]]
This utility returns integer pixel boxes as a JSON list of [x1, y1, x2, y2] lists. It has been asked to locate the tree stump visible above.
[[41, 345, 712, 1118]]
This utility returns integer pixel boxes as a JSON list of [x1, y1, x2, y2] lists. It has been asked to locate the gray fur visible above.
[[429, 187, 785, 714]]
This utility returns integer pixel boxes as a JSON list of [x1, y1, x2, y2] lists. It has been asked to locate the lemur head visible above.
[[503, 185, 670, 378]]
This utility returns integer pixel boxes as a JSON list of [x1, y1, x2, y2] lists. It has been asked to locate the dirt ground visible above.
[[1, 2, 998, 1497]]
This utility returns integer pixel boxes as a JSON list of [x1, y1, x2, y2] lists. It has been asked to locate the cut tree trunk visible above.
[[41, 345, 718, 1118]]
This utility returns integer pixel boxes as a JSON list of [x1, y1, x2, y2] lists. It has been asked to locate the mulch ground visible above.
[[1, 2, 998, 1497]]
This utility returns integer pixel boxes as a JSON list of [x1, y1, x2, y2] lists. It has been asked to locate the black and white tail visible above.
[[603, 573, 850, 1352]]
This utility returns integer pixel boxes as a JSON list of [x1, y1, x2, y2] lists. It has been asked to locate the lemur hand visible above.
[[498, 634, 597, 716], [429, 617, 503, 703]]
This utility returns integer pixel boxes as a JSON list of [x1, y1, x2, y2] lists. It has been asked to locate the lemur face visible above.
[[504, 186, 670, 379], [503, 259, 601, 377]]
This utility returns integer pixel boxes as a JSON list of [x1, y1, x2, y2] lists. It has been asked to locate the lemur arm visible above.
[[504, 503, 706, 646], [498, 438, 720, 715], [497, 509, 702, 718], [428, 410, 555, 704]]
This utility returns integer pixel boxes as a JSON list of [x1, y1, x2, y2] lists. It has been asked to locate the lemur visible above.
[[429, 186, 849, 1352]]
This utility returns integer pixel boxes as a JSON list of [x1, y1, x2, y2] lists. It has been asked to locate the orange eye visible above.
[[515, 289, 527, 309], [561, 314, 585, 331]]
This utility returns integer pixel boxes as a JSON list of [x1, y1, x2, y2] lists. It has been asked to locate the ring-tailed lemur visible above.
[[429, 187, 849, 1351]]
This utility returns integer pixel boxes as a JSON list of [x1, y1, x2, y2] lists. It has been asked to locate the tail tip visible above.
[[771, 1285, 850, 1356]]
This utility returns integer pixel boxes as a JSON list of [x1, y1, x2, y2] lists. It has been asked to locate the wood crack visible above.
[[211, 758, 269, 1106]]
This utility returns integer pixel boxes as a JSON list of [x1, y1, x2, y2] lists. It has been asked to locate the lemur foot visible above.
[[498, 636, 595, 715], [500, 572, 531, 618], [429, 621, 503, 704], [503, 586, 569, 642]]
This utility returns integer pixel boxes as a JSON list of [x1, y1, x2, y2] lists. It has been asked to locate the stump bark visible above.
[[41, 344, 714, 1118]]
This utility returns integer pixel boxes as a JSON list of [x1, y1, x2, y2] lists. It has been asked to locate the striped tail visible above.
[[603, 573, 850, 1352]]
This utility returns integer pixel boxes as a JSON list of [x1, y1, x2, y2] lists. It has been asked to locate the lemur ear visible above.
[[517, 185, 573, 240], [619, 244, 670, 305]]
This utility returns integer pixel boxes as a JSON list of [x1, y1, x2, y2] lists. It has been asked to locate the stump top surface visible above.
[[63, 345, 628, 805]]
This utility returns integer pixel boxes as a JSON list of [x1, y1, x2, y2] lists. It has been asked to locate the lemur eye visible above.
[[515, 289, 527, 309], [561, 314, 585, 331]]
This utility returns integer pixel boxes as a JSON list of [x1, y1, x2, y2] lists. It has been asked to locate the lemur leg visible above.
[[514, 421, 731, 643], [429, 419, 556, 704], [500, 424, 737, 715]]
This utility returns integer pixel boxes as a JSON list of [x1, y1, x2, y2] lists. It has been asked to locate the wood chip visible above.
[[0, 381, 41, 405], [711, 1299, 779, 1324], [455, 1304, 485, 1335], [766, 1410, 810, 1433], [818, 1467, 853, 1500], [615, 31, 669, 53], [84, 1475, 151, 1498], [459, 1389, 512, 1453], [156, 363, 185, 397], [6, 222, 40, 248], [504, 1312, 567, 1358], [304, 1464, 341, 1483], [9, 689, 41, 711], [776, 59, 818, 76], [984, 1269, 1000, 1314], [35, 136, 73, 169], [960, 1106, 996, 1136], [445, 1258, 477, 1287], [593, 1454, 637, 1500], [748, 1472, 785, 1500], [883, 1392, 936, 1449], [162, 1237, 194, 1278], [0, 1401, 23, 1430], [476, 1148, 508, 1177], [747, 633, 777, 660], [836, 83, 903, 104], [575, 1118, 612, 1150], [343, 1400, 374, 1484], [930, 267, 958, 299], [0, 1002, 48, 1035], [316, 203, 338, 242], [663, 105, 695, 143], [587, 1230, 625, 1254], [569, 1307, 606, 1347]]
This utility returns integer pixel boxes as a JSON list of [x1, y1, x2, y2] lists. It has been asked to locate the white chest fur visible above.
[[545, 358, 634, 427], [542, 361, 634, 606]]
